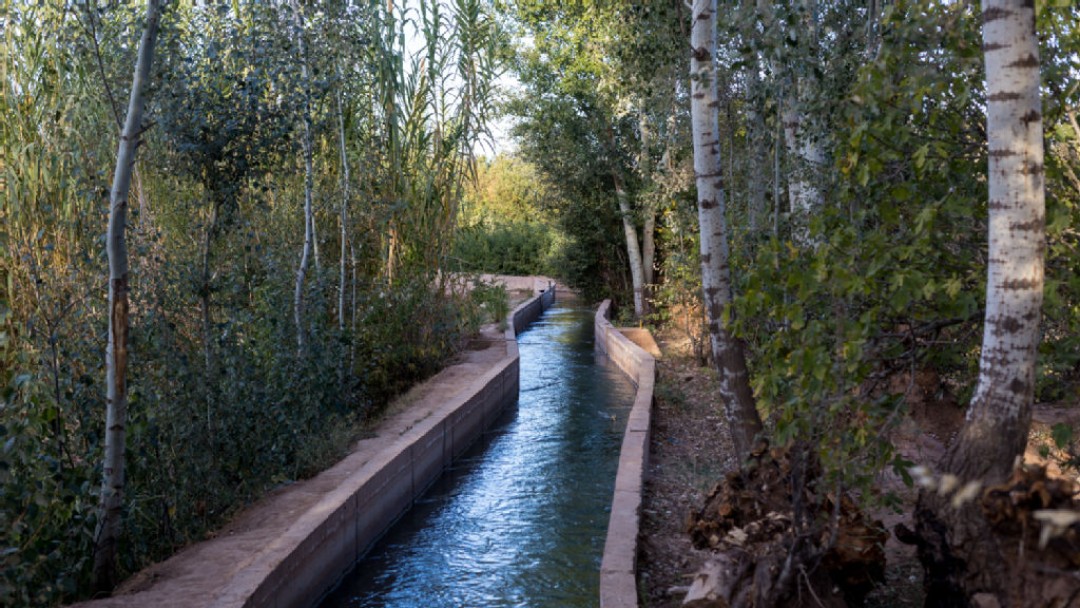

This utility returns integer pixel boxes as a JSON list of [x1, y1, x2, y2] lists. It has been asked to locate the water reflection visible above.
[[320, 304, 635, 608]]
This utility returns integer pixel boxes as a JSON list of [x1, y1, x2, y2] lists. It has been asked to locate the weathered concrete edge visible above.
[[595, 300, 655, 608], [207, 286, 557, 608]]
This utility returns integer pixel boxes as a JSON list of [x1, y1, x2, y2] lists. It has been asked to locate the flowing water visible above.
[[320, 301, 636, 608]]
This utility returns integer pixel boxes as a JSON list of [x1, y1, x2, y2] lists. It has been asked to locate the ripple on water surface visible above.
[[319, 304, 636, 608]]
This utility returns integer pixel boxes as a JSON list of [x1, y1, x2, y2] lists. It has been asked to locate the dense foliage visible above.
[[451, 155, 563, 276], [504, 0, 1080, 498], [0, 0, 503, 603]]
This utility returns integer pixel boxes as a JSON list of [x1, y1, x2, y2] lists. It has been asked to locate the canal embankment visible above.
[[72, 285, 555, 608], [595, 300, 660, 608]]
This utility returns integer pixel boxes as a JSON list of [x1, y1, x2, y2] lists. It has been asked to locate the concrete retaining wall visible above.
[[595, 300, 656, 608], [213, 287, 555, 608], [475, 274, 558, 295]]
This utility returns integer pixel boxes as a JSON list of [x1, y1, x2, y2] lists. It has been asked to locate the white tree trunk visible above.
[[690, 0, 763, 458], [781, 98, 823, 224], [613, 171, 646, 319], [94, 0, 162, 592], [292, 0, 315, 355], [913, 6, 1047, 603], [945, 0, 1045, 484]]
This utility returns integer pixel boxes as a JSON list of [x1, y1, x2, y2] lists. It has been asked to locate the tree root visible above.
[[683, 445, 887, 607]]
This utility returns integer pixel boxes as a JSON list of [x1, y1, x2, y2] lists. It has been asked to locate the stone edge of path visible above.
[[595, 300, 656, 608], [73, 282, 556, 608]]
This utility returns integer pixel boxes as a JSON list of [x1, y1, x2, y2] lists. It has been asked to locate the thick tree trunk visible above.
[[948, 0, 1046, 497], [689, 0, 764, 459], [94, 0, 161, 593], [914, 1, 1047, 604], [292, 0, 315, 355]]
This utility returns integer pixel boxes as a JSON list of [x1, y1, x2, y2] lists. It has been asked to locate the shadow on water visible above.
[[319, 303, 636, 608]]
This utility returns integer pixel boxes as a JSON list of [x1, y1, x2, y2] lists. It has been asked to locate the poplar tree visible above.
[[916, 0, 1047, 603], [94, 0, 162, 593], [689, 0, 763, 458]]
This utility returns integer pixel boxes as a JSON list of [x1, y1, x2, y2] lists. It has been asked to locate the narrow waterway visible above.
[[320, 301, 636, 608]]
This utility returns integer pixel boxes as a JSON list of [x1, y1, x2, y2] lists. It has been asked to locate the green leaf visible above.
[[914, 143, 929, 171], [1051, 423, 1073, 449]]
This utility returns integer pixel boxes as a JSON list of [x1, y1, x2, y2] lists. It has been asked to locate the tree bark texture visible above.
[[915, 2, 1047, 604], [613, 169, 646, 319], [747, 68, 768, 235], [690, 0, 764, 459], [94, 0, 161, 593], [947, 0, 1045, 488], [781, 97, 823, 232], [292, 0, 315, 355], [639, 110, 656, 289]]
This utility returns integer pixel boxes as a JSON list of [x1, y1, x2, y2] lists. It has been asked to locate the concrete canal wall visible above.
[[595, 300, 657, 608], [232, 286, 556, 608]]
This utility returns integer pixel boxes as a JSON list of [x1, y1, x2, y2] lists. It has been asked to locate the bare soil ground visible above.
[[638, 329, 737, 608], [638, 328, 1080, 608]]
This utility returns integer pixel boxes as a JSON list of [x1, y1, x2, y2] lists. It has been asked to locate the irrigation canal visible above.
[[319, 300, 636, 607]]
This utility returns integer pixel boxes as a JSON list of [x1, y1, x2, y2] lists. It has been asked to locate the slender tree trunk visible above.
[[773, 94, 783, 239], [350, 241, 358, 378], [336, 81, 350, 391], [336, 84, 349, 336], [312, 214, 321, 274], [200, 196, 219, 372], [639, 111, 656, 289], [915, 1, 1046, 603], [612, 169, 645, 319], [781, 0, 824, 242], [690, 0, 763, 459], [643, 204, 656, 288], [94, 0, 161, 593], [605, 122, 645, 319], [385, 224, 397, 286], [291, 0, 314, 355], [747, 68, 767, 235], [200, 196, 219, 448]]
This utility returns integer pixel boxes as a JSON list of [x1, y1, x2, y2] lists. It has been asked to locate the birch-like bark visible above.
[[944, 0, 1045, 484], [781, 1, 824, 242], [690, 0, 763, 458], [291, 0, 315, 355], [782, 98, 823, 223], [94, 0, 161, 593]]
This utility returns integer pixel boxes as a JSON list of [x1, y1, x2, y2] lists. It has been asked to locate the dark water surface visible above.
[[319, 302, 636, 608]]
